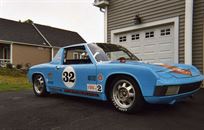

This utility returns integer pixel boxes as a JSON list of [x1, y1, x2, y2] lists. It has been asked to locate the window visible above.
[[119, 36, 127, 42], [161, 28, 171, 36], [145, 31, 154, 38], [2, 47, 9, 59], [132, 34, 140, 40], [73, 52, 79, 59], [64, 46, 92, 64]]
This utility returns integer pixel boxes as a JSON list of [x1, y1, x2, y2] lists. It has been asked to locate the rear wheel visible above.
[[109, 76, 144, 113], [33, 74, 48, 97]]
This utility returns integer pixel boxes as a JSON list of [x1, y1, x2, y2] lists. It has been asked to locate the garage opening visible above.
[[114, 24, 175, 64]]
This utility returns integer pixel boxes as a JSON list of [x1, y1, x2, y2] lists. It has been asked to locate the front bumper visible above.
[[144, 88, 200, 104], [144, 81, 202, 104], [154, 81, 202, 96]]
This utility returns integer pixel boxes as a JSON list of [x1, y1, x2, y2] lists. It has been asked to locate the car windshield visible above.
[[88, 43, 139, 62]]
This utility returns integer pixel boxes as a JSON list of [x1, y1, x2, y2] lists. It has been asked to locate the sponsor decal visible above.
[[97, 73, 103, 81], [156, 63, 192, 75], [88, 75, 96, 81], [48, 72, 53, 79], [62, 66, 76, 88], [87, 84, 102, 92]]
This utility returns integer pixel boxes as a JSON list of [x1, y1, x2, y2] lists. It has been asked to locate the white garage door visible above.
[[115, 24, 174, 64]]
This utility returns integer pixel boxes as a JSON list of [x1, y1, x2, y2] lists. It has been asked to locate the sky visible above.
[[0, 0, 104, 43]]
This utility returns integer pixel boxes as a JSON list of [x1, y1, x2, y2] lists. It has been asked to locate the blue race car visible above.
[[28, 43, 204, 113]]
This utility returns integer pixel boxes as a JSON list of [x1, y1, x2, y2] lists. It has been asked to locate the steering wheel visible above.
[[117, 57, 126, 63]]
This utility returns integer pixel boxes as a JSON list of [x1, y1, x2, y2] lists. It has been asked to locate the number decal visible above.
[[97, 85, 102, 92], [68, 72, 75, 82], [62, 66, 76, 88], [63, 72, 69, 82], [63, 72, 75, 83]]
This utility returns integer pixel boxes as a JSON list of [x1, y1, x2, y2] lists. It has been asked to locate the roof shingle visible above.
[[0, 18, 86, 47]]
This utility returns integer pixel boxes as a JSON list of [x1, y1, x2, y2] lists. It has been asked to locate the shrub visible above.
[[25, 63, 31, 70], [6, 63, 13, 69], [16, 64, 23, 69]]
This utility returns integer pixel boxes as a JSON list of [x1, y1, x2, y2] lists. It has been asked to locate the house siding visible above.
[[53, 48, 59, 57], [107, 0, 204, 72], [12, 44, 51, 66], [107, 0, 185, 62], [193, 0, 204, 72]]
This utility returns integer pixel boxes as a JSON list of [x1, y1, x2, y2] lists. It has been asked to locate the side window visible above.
[[132, 34, 140, 40], [161, 28, 171, 36], [119, 36, 127, 42], [145, 31, 154, 38], [63, 46, 92, 65]]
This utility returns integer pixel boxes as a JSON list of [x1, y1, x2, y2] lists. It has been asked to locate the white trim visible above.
[[111, 17, 179, 63], [0, 40, 55, 48], [10, 43, 13, 64], [184, 0, 193, 65], [32, 23, 52, 47], [104, 6, 108, 42]]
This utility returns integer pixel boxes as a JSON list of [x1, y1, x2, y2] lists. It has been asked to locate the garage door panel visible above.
[[135, 54, 143, 59], [159, 58, 172, 64], [115, 24, 174, 64], [129, 47, 142, 53]]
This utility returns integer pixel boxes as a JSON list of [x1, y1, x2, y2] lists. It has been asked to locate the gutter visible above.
[[99, 7, 108, 43], [184, 0, 194, 65]]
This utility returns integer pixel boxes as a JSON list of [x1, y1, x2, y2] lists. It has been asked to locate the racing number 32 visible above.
[[62, 66, 76, 88], [63, 71, 75, 83]]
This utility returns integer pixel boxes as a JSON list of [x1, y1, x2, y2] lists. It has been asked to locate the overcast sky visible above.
[[0, 0, 104, 43]]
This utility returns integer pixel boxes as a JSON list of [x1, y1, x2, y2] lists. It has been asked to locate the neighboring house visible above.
[[94, 0, 204, 73], [0, 18, 86, 66]]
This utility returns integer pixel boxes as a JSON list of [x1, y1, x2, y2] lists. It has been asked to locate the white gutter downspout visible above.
[[185, 0, 194, 65], [104, 6, 108, 43], [99, 7, 108, 43], [32, 23, 54, 60]]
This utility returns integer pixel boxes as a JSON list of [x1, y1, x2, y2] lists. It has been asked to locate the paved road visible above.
[[0, 90, 204, 130]]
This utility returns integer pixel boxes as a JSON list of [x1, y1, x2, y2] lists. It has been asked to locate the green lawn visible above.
[[0, 68, 32, 91]]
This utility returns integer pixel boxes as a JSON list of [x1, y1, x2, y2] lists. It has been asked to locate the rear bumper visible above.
[[144, 88, 200, 104]]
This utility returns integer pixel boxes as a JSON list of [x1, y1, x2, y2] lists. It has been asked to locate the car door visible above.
[[52, 45, 98, 93]]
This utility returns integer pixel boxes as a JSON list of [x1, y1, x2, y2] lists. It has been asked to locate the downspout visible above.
[[100, 7, 108, 43], [184, 0, 193, 65], [32, 23, 54, 60]]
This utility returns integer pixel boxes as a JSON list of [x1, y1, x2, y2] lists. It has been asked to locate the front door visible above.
[[53, 45, 97, 93]]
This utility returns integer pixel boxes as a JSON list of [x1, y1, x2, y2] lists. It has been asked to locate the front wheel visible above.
[[33, 74, 48, 97], [109, 76, 144, 113]]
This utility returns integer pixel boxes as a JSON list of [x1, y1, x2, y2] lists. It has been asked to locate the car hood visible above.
[[108, 61, 201, 78]]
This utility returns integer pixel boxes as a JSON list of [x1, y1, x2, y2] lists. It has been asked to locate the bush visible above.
[[25, 63, 31, 70], [6, 63, 13, 69], [16, 64, 23, 69]]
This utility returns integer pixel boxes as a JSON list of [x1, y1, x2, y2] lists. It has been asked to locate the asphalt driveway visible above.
[[0, 90, 204, 130]]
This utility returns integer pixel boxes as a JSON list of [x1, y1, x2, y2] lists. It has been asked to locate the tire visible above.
[[109, 76, 144, 113], [33, 74, 48, 97]]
